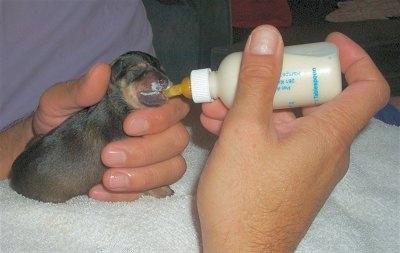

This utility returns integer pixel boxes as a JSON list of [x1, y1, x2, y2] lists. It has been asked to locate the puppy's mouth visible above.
[[137, 73, 171, 107]]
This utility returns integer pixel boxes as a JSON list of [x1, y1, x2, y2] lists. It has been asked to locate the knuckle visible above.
[[172, 98, 190, 118], [145, 156, 187, 188], [240, 63, 278, 84], [172, 155, 187, 176], [311, 108, 356, 150], [161, 99, 190, 126], [123, 140, 151, 166], [173, 123, 190, 148], [157, 156, 187, 185]]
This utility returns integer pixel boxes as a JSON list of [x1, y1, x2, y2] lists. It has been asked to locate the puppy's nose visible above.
[[152, 78, 169, 92]]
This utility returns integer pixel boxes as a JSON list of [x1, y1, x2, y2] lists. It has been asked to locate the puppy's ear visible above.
[[110, 60, 124, 84]]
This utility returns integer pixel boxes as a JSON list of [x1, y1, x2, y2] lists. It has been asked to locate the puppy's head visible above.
[[110, 51, 171, 108]]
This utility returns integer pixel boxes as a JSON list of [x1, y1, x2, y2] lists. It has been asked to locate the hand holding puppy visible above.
[[2, 54, 189, 202]]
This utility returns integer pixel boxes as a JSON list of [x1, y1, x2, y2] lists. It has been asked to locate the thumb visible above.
[[39, 63, 110, 112], [33, 63, 110, 134], [72, 62, 111, 108], [230, 25, 283, 122]]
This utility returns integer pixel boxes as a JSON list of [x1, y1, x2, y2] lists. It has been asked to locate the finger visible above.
[[101, 123, 189, 168], [201, 99, 229, 121], [311, 32, 390, 141], [199, 113, 224, 135], [271, 110, 297, 137], [229, 25, 284, 124], [301, 104, 320, 116], [123, 97, 190, 136], [199, 100, 228, 135], [328, 32, 390, 114], [102, 155, 186, 192], [88, 184, 142, 202]]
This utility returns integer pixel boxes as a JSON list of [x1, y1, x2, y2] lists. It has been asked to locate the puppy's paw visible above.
[[143, 186, 174, 198]]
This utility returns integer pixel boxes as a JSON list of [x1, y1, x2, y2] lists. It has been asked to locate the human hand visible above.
[[197, 25, 389, 252], [0, 64, 111, 179], [90, 97, 190, 201], [33, 63, 190, 202]]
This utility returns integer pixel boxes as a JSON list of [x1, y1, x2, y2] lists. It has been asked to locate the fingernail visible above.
[[109, 172, 129, 189], [128, 118, 149, 135], [248, 26, 279, 55], [105, 148, 126, 166], [89, 185, 109, 199]]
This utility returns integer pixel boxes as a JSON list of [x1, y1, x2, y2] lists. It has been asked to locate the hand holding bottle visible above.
[[196, 25, 390, 252]]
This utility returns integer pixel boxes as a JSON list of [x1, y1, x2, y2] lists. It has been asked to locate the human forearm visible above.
[[0, 115, 34, 179], [199, 213, 305, 253], [197, 150, 331, 253]]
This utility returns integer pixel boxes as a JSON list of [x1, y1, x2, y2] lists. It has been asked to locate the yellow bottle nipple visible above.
[[163, 76, 192, 99]]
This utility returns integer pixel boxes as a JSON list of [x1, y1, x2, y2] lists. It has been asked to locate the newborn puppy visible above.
[[11, 51, 174, 203]]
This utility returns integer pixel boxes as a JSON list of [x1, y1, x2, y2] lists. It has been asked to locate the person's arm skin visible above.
[[197, 25, 390, 252], [0, 116, 34, 179], [0, 63, 190, 202]]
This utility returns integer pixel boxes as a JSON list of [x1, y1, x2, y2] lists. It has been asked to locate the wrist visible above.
[[200, 219, 301, 253], [197, 197, 308, 253], [0, 114, 35, 179]]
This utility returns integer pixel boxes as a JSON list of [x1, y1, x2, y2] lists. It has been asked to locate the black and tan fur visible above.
[[11, 51, 174, 203]]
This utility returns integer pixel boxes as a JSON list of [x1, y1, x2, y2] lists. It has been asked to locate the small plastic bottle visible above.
[[163, 42, 342, 109]]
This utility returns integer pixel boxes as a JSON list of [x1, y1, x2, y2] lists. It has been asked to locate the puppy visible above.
[[10, 51, 174, 203]]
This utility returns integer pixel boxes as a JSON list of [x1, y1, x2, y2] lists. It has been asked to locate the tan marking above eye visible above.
[[135, 63, 147, 69], [128, 63, 148, 74]]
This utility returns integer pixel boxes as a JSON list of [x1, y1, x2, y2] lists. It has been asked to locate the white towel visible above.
[[1, 118, 399, 252], [326, 0, 400, 22]]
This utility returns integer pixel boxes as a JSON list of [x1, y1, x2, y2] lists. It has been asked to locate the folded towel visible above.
[[326, 0, 400, 22], [1, 118, 399, 252]]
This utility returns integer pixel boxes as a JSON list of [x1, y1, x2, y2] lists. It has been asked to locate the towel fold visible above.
[[1, 119, 399, 252], [326, 0, 400, 22]]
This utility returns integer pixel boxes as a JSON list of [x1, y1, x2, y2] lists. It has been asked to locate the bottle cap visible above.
[[190, 68, 214, 103]]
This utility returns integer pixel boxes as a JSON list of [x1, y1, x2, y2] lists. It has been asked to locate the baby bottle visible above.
[[163, 42, 342, 109]]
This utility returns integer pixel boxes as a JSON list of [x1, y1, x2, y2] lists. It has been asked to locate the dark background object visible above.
[[144, 0, 400, 96]]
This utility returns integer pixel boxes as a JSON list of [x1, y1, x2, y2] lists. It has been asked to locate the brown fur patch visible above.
[[120, 79, 144, 109]]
